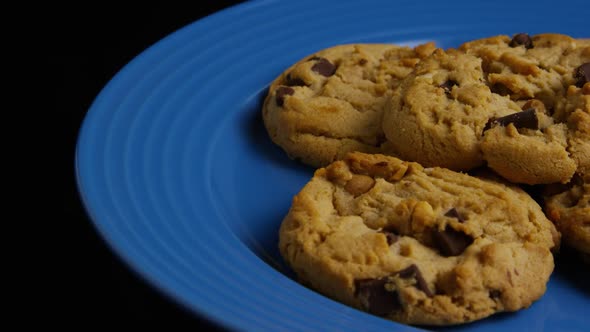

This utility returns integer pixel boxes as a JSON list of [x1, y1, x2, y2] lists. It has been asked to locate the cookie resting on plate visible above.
[[278, 152, 559, 326], [383, 33, 589, 185], [545, 173, 590, 256], [262, 42, 435, 168]]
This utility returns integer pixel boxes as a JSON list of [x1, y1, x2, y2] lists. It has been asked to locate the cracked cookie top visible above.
[[545, 173, 590, 255], [262, 43, 435, 167], [459, 34, 589, 107], [279, 152, 558, 325], [383, 36, 590, 184], [382, 48, 520, 171]]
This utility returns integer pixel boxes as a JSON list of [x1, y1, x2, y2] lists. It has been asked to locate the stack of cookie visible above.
[[262, 33, 589, 326]]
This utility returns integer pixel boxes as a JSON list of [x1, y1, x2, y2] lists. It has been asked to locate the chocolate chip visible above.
[[491, 82, 512, 96], [380, 231, 399, 245], [397, 265, 433, 297], [444, 208, 465, 223], [355, 278, 401, 316], [574, 62, 590, 88], [489, 289, 502, 299], [397, 265, 417, 279], [358, 58, 368, 65], [375, 161, 389, 167], [509, 33, 534, 49], [285, 73, 306, 87], [311, 57, 336, 77], [439, 80, 458, 95], [483, 108, 539, 132], [432, 227, 473, 256], [275, 86, 294, 106]]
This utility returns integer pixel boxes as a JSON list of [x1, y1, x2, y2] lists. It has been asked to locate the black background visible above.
[[45, 2, 589, 329], [52, 2, 246, 329]]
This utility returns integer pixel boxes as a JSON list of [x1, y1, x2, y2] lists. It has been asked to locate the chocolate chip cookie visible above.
[[556, 84, 590, 176], [383, 35, 590, 184], [382, 48, 523, 171], [459, 34, 589, 107], [545, 173, 590, 256], [463, 33, 590, 183], [279, 152, 559, 325], [262, 42, 435, 168]]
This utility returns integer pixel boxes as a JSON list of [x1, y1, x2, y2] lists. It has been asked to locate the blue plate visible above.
[[76, 0, 590, 330]]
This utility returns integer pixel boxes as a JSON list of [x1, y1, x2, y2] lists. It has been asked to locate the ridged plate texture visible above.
[[76, 0, 589, 330]]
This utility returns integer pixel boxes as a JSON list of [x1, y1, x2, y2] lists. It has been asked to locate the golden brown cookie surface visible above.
[[545, 173, 590, 255], [382, 48, 519, 171], [262, 43, 435, 167], [383, 34, 590, 184], [279, 152, 558, 325]]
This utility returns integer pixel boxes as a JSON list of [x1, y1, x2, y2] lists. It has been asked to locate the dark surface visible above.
[[52, 2, 246, 329]]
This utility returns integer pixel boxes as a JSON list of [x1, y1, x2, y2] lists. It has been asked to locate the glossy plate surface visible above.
[[76, 0, 589, 330]]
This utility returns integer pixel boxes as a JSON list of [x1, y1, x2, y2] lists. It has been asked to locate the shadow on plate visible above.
[[553, 246, 590, 295], [242, 207, 298, 280], [240, 89, 315, 172], [237, 88, 312, 280]]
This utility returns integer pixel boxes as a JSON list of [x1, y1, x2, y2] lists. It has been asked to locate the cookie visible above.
[[556, 84, 590, 176], [383, 37, 590, 185], [462, 33, 590, 182], [279, 152, 559, 325], [459, 34, 590, 107], [480, 103, 578, 185], [382, 48, 522, 171], [545, 173, 590, 256], [262, 42, 435, 168]]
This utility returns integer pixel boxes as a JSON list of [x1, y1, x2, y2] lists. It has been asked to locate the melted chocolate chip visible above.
[[285, 73, 306, 87], [491, 82, 512, 96], [489, 289, 502, 299], [444, 208, 465, 223], [397, 264, 433, 297], [311, 57, 337, 77], [375, 161, 389, 167], [483, 108, 539, 132], [358, 58, 368, 65], [439, 80, 458, 95], [432, 227, 474, 256], [574, 62, 590, 88], [275, 86, 294, 106], [380, 231, 399, 245], [355, 278, 401, 316], [509, 33, 534, 49]]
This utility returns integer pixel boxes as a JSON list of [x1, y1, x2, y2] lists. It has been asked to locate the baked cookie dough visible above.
[[262, 42, 435, 167], [556, 84, 590, 176], [459, 33, 590, 107], [545, 173, 590, 256], [462, 33, 590, 182], [382, 48, 519, 171], [279, 152, 559, 325], [383, 38, 590, 184]]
